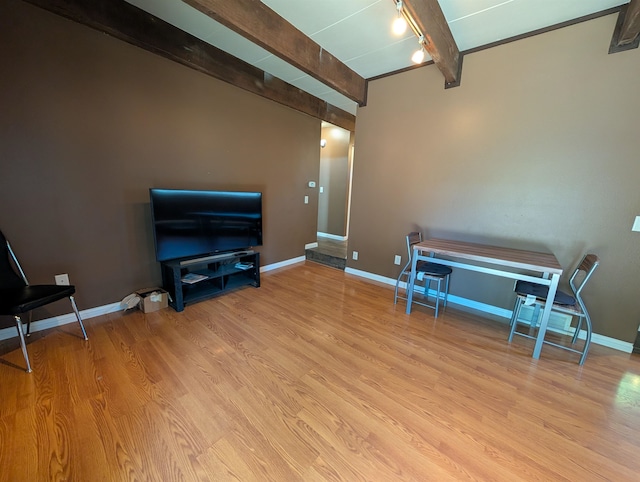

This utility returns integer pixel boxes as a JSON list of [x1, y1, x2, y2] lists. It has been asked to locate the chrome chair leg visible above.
[[508, 298, 524, 342], [393, 272, 401, 303], [422, 278, 438, 317], [70, 296, 88, 340], [509, 300, 518, 328], [571, 318, 583, 344], [578, 316, 592, 365], [443, 274, 450, 307], [422, 278, 430, 300], [420, 276, 447, 318], [26, 311, 33, 336], [435, 278, 441, 318], [14, 316, 32, 373]]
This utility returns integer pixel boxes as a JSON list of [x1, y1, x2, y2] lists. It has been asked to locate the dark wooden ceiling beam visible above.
[[23, 0, 356, 131], [609, 0, 640, 53], [183, 0, 367, 106], [402, 0, 462, 88]]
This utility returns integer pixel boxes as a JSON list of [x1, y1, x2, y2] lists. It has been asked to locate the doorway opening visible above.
[[305, 122, 354, 270]]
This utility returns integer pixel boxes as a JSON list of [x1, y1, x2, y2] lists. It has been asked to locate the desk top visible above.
[[415, 238, 563, 275]]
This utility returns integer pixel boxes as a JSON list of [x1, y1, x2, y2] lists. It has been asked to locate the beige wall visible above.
[[317, 124, 351, 237], [349, 14, 640, 343], [0, 1, 319, 316]]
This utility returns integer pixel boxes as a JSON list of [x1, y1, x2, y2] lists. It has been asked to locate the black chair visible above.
[[0, 230, 87, 372], [508, 254, 599, 365], [394, 232, 452, 317]]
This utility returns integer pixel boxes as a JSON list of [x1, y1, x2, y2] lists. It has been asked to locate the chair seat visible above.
[[1, 230, 88, 372], [0, 285, 76, 315], [514, 280, 576, 305], [509, 254, 599, 366], [416, 261, 452, 277], [515, 293, 584, 317]]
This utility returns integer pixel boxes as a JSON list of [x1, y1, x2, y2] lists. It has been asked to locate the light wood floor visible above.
[[1, 262, 639, 481]]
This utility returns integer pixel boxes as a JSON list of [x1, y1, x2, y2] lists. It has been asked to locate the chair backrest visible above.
[[0, 230, 28, 290], [569, 254, 599, 299], [405, 232, 422, 261]]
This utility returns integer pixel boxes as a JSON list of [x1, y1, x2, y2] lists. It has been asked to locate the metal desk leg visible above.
[[405, 247, 419, 314], [532, 272, 560, 359]]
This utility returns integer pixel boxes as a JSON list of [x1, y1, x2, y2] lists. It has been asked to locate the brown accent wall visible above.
[[349, 14, 640, 343], [0, 1, 319, 317]]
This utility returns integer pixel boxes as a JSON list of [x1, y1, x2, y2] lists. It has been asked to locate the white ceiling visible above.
[[124, 0, 626, 115]]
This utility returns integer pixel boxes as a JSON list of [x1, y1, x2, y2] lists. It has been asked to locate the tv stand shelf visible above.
[[161, 251, 260, 312]]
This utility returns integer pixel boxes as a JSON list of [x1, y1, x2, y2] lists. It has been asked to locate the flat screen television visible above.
[[149, 188, 263, 262]]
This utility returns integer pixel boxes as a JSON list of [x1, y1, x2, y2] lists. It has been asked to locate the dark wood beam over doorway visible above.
[[183, 0, 368, 106], [23, 0, 356, 131]]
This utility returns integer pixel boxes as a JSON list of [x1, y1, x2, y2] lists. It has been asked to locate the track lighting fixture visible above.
[[391, 0, 428, 65], [392, 0, 407, 35], [411, 36, 426, 64]]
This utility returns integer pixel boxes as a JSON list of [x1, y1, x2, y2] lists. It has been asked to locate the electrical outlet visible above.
[[55, 274, 70, 286], [304, 195, 309, 204], [352, 251, 358, 260], [394, 255, 402, 265]]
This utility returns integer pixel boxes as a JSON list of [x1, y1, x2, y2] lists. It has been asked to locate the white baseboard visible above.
[[0, 302, 122, 341], [345, 267, 395, 285], [575, 331, 633, 353], [260, 256, 306, 272], [317, 232, 347, 241], [0, 257, 307, 341], [3, 262, 632, 354], [345, 267, 633, 354]]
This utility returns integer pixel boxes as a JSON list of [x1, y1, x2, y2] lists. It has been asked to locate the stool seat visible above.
[[417, 261, 452, 277], [394, 232, 452, 318]]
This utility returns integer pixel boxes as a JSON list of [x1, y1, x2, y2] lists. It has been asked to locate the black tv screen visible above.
[[150, 188, 263, 262]]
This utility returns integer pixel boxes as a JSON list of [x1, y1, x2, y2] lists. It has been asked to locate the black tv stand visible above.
[[161, 251, 260, 312]]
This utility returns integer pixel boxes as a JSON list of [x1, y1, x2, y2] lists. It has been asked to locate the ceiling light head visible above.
[[411, 35, 426, 64], [411, 48, 425, 64], [392, 1, 407, 35]]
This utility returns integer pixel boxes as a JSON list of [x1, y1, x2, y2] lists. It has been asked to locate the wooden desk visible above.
[[406, 238, 563, 360]]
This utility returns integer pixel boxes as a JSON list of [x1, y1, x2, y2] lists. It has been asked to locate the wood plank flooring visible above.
[[1, 261, 639, 481]]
